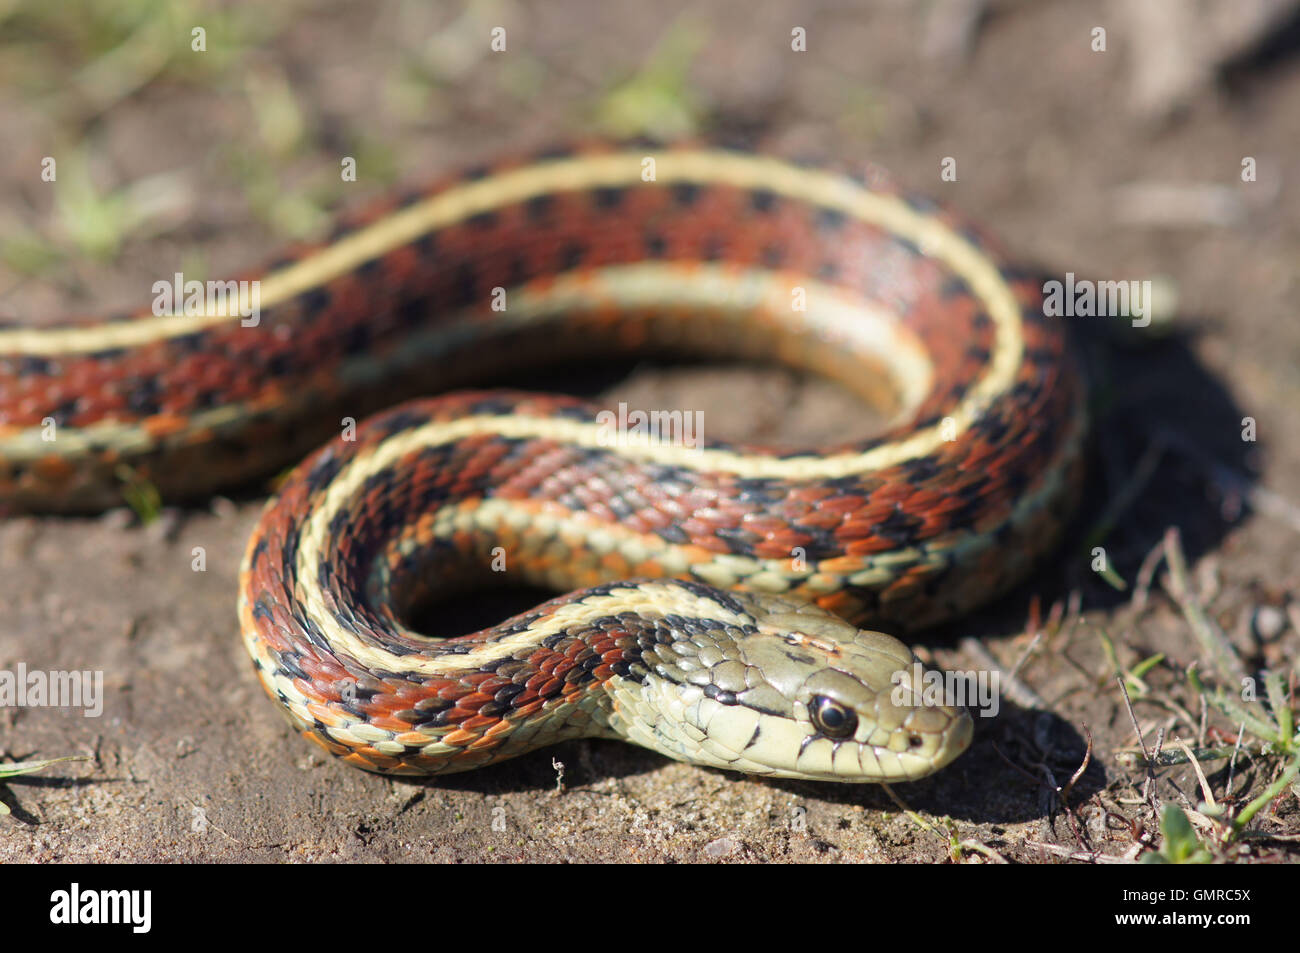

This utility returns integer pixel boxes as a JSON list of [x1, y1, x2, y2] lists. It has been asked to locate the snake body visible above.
[[0, 142, 1086, 782]]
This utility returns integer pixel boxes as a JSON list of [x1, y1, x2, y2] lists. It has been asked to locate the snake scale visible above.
[[0, 142, 1086, 783]]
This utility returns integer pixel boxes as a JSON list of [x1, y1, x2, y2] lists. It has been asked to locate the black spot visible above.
[[912, 413, 944, 431], [299, 287, 332, 317], [750, 189, 776, 213], [902, 456, 942, 484], [906, 193, 941, 215], [397, 296, 429, 327], [250, 595, 275, 624], [125, 378, 163, 416], [265, 351, 292, 377], [525, 194, 555, 223], [714, 526, 756, 551], [894, 236, 921, 258], [451, 263, 478, 309], [558, 242, 585, 271], [326, 220, 355, 243], [266, 255, 300, 272], [672, 579, 746, 617], [18, 355, 54, 376], [704, 683, 738, 705], [656, 526, 689, 548], [173, 332, 207, 353], [275, 651, 308, 681], [397, 187, 429, 207], [817, 208, 846, 231], [593, 187, 626, 209], [49, 398, 80, 425], [343, 322, 373, 355], [303, 448, 345, 494], [871, 507, 922, 544], [644, 233, 667, 258], [413, 231, 439, 260], [940, 276, 971, 300], [507, 255, 529, 288], [672, 182, 700, 207], [533, 144, 576, 162]]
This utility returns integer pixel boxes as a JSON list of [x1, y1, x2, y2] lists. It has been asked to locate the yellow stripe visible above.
[[0, 263, 932, 461], [295, 577, 752, 678], [0, 151, 1021, 394]]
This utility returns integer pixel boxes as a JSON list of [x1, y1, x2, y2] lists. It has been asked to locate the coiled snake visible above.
[[0, 142, 1086, 782]]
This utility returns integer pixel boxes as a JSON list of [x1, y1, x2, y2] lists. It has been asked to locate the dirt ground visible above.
[[1, 0, 1298, 863]]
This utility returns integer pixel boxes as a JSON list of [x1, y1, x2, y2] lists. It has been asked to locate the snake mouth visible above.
[[918, 707, 974, 777], [841, 704, 974, 783], [856, 687, 976, 783]]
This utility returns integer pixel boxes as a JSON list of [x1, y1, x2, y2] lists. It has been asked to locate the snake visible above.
[[0, 141, 1087, 783]]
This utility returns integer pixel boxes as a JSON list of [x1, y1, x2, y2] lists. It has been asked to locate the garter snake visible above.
[[0, 142, 1087, 782]]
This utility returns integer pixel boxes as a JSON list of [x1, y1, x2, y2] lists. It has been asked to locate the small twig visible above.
[[1116, 675, 1160, 813], [1117, 675, 1151, 766], [1132, 535, 1169, 612], [960, 637, 1047, 711], [954, 839, 1009, 863], [1008, 630, 1046, 688], [878, 783, 947, 845], [1227, 721, 1246, 796], [991, 743, 1043, 786], [1148, 727, 1167, 807], [1023, 840, 1133, 863], [1061, 725, 1094, 807], [1177, 741, 1217, 813]]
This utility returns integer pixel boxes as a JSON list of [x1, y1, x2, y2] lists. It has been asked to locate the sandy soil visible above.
[[1, 0, 1298, 863]]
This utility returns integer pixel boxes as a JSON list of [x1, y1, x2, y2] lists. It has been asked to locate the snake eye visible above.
[[809, 695, 858, 739]]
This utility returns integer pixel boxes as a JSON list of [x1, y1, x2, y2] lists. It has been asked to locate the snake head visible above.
[[735, 593, 974, 782], [616, 585, 974, 783]]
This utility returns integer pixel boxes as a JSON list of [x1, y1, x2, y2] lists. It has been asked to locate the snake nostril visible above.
[[907, 734, 924, 748]]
